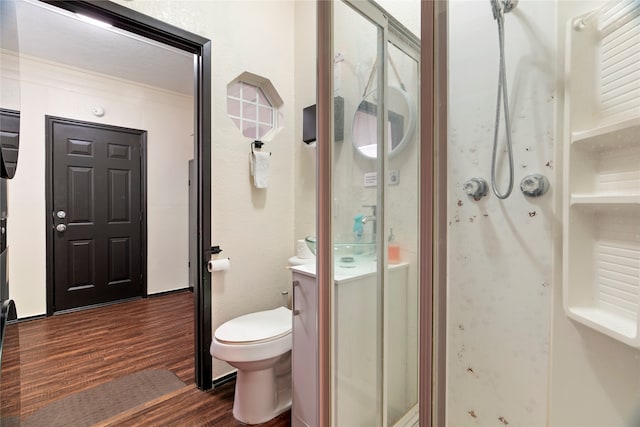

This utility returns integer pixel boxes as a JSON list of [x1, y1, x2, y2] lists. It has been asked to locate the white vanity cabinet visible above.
[[290, 268, 317, 427], [290, 262, 411, 426]]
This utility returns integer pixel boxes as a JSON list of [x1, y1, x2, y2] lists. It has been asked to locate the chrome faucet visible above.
[[361, 205, 377, 242]]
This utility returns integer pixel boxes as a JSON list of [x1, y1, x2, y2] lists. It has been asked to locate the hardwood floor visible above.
[[10, 291, 291, 426]]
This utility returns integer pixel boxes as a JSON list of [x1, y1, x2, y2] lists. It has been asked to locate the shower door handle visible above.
[[292, 280, 300, 316]]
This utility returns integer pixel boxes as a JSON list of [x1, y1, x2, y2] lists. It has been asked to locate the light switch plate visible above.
[[363, 170, 401, 187], [364, 172, 377, 187], [389, 170, 400, 185]]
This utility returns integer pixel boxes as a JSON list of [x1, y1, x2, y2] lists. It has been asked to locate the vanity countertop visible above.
[[289, 261, 408, 284]]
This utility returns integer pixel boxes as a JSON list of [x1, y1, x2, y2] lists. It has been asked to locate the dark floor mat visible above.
[[22, 369, 185, 427]]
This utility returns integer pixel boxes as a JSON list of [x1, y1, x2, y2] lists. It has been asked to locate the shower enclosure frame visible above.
[[423, 1, 448, 426], [316, 1, 444, 425]]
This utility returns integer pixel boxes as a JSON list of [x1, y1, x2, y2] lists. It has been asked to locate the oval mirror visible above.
[[0, 109, 20, 179], [351, 85, 415, 159]]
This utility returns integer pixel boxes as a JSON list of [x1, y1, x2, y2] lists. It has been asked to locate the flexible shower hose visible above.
[[491, 14, 514, 199]]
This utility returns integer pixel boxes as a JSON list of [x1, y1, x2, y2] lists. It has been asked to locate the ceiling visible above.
[[1, 0, 194, 96]]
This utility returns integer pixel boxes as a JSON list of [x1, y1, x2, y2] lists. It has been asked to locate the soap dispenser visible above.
[[388, 228, 400, 264], [353, 215, 364, 243]]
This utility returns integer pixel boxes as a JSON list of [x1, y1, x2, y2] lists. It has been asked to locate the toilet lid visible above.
[[215, 306, 292, 344]]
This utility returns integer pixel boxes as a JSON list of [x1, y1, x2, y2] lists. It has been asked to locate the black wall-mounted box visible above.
[[302, 96, 344, 144]]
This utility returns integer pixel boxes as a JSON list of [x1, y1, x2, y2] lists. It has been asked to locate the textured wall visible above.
[[293, 0, 317, 245], [110, 0, 297, 379]]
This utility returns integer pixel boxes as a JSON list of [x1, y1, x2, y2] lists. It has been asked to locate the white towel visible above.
[[250, 151, 270, 188]]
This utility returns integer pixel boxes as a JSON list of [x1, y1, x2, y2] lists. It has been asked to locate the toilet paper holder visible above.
[[207, 245, 230, 273], [208, 257, 230, 273], [251, 140, 271, 156]]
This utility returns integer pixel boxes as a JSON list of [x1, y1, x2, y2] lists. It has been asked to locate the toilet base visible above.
[[232, 353, 292, 425]]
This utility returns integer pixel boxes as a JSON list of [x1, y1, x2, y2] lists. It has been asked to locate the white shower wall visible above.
[[446, 1, 556, 425], [448, 0, 640, 426]]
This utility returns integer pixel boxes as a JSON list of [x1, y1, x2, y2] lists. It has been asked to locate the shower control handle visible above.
[[520, 174, 550, 197], [463, 178, 488, 201]]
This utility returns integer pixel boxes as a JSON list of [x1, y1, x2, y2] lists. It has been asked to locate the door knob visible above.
[[55, 224, 67, 232], [56, 210, 66, 219]]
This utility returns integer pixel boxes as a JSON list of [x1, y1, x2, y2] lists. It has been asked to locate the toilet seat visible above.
[[215, 306, 291, 344]]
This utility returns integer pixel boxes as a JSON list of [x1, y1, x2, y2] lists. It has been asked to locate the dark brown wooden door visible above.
[[48, 117, 145, 313]]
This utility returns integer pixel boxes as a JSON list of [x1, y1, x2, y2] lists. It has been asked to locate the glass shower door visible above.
[[332, 4, 381, 424], [331, 2, 419, 425], [383, 38, 419, 426]]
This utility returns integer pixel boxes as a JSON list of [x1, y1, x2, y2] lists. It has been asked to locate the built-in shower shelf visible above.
[[563, 1, 640, 348], [563, 205, 640, 348], [571, 117, 640, 150], [567, 307, 639, 346], [570, 194, 640, 207]]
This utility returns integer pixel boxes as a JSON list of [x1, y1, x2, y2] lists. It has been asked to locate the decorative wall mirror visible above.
[[0, 109, 20, 179], [352, 85, 415, 159]]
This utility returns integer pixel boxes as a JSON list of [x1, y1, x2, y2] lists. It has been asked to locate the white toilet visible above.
[[210, 306, 292, 425]]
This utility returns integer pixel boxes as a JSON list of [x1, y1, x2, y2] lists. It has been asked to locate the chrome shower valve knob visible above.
[[463, 178, 489, 201], [520, 174, 550, 197]]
